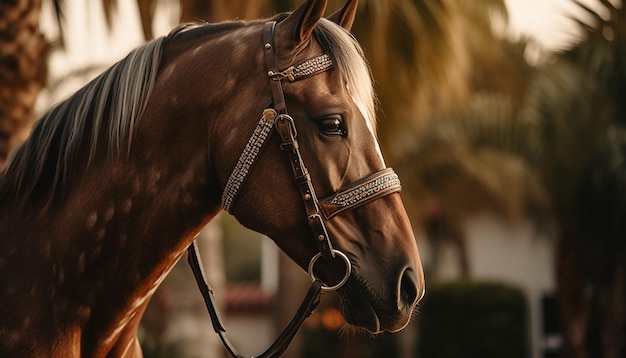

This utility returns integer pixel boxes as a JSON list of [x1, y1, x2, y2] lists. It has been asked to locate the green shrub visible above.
[[417, 280, 528, 358], [301, 327, 399, 358]]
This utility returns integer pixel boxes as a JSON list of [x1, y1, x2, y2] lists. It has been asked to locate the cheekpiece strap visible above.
[[263, 21, 335, 260], [275, 113, 335, 259], [263, 21, 288, 114]]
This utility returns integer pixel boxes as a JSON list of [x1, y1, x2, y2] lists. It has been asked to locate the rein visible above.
[[188, 20, 401, 358]]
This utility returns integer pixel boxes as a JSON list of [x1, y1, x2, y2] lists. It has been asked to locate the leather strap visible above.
[[221, 109, 277, 213], [263, 21, 335, 260], [274, 114, 335, 259], [187, 240, 323, 358], [263, 22, 287, 115]]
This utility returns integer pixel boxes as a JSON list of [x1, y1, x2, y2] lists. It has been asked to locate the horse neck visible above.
[[69, 146, 220, 294], [0, 141, 220, 354], [0, 21, 270, 353], [62, 22, 265, 330]]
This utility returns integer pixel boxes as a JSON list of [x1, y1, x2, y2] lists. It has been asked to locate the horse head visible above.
[[209, 0, 425, 334]]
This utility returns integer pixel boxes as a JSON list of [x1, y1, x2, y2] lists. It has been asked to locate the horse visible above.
[[0, 0, 424, 356]]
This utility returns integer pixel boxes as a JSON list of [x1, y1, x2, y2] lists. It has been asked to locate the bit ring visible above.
[[308, 250, 352, 292]]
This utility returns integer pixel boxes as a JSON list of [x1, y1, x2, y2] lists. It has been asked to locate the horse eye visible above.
[[320, 117, 346, 136]]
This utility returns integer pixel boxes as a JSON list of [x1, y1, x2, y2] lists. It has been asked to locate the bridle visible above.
[[187, 20, 402, 358]]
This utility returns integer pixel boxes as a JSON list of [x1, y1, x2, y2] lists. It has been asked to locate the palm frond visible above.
[[101, 0, 117, 30], [521, 63, 610, 211], [350, 0, 472, 161], [45, 0, 158, 42], [136, 0, 158, 40], [399, 95, 550, 228], [47, 0, 66, 48], [558, 0, 626, 246]]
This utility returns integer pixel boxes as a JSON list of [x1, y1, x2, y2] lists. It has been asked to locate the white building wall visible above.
[[464, 213, 556, 358]]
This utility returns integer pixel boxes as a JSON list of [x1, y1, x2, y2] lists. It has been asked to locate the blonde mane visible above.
[[0, 18, 376, 205], [315, 18, 377, 133]]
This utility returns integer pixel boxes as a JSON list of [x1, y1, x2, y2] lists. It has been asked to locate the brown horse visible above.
[[0, 0, 424, 356]]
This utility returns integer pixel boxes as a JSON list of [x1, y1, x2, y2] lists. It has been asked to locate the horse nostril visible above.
[[398, 268, 420, 310]]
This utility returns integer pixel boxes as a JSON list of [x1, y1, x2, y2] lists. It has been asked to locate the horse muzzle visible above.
[[339, 264, 424, 334]]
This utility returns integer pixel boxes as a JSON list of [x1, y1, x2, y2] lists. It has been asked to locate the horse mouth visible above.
[[340, 300, 383, 334], [337, 275, 413, 334]]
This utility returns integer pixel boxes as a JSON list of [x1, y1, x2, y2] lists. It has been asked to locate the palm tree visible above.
[[399, 1, 626, 356], [541, 2, 626, 356], [0, 0, 47, 169], [348, 0, 510, 164]]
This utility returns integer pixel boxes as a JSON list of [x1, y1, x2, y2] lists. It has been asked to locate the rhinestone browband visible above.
[[291, 54, 333, 80], [268, 54, 333, 82]]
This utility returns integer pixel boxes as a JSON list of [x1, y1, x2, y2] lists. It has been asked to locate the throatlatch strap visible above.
[[221, 109, 277, 213]]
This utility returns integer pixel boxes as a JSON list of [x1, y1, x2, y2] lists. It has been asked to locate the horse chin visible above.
[[339, 298, 382, 335], [338, 276, 413, 335], [339, 301, 413, 335]]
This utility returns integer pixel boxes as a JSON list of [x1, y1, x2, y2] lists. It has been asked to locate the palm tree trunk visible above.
[[179, 0, 268, 23], [0, 0, 47, 169]]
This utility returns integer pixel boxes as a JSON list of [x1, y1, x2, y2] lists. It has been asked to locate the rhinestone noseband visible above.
[[319, 167, 401, 219]]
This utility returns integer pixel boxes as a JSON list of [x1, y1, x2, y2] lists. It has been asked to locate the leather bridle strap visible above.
[[263, 21, 336, 260], [187, 240, 323, 358]]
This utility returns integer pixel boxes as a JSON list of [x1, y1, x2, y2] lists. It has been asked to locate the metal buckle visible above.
[[275, 114, 298, 138], [268, 66, 295, 81]]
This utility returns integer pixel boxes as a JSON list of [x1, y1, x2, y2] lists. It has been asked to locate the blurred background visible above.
[[1, 0, 624, 357]]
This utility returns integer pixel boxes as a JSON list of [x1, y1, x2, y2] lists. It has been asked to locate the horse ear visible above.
[[277, 0, 327, 46], [327, 0, 358, 31]]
